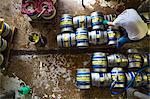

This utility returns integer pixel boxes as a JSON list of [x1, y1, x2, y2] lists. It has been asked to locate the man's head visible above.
[[114, 4, 125, 15]]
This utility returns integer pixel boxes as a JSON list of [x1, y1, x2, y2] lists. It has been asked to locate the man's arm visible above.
[[103, 20, 114, 26]]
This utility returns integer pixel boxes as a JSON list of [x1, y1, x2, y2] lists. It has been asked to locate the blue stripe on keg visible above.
[[92, 65, 107, 68], [129, 61, 142, 63], [114, 82, 124, 84], [60, 17, 72, 20], [108, 38, 117, 40], [99, 73, 103, 77], [76, 33, 88, 35], [2, 23, 7, 33], [77, 81, 90, 85], [77, 72, 90, 75], [111, 72, 124, 74], [130, 72, 135, 79], [60, 25, 72, 28]]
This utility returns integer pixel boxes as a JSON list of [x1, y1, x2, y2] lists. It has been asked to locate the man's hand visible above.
[[103, 20, 109, 25]]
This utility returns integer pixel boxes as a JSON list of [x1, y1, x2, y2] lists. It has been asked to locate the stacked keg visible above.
[[0, 18, 11, 66], [73, 15, 91, 48], [76, 49, 149, 92], [57, 14, 76, 48], [57, 12, 123, 48]]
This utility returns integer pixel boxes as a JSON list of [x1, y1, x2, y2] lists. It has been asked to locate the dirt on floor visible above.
[[0, 0, 149, 98]]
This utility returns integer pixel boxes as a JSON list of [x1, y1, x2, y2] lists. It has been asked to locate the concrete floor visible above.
[[0, 0, 149, 98]]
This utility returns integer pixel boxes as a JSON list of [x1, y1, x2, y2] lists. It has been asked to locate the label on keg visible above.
[[76, 35, 87, 39], [60, 21, 72, 25], [108, 33, 115, 37]]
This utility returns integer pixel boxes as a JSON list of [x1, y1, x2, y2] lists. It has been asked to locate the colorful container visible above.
[[76, 28, 89, 48], [91, 11, 105, 30], [111, 67, 125, 89], [92, 52, 107, 72], [91, 72, 111, 87], [73, 16, 91, 29], [60, 14, 73, 32], [88, 30, 108, 45], [57, 32, 76, 47], [76, 68, 91, 89]]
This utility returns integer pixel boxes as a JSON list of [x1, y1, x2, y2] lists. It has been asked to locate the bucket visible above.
[[107, 28, 118, 45], [76, 68, 91, 89], [107, 54, 128, 68], [91, 73, 111, 88], [21, 1, 38, 20], [60, 14, 73, 32], [41, 1, 56, 20], [91, 12, 104, 30], [76, 28, 89, 48], [73, 16, 91, 29], [57, 32, 76, 47], [111, 67, 125, 89], [92, 52, 107, 72], [88, 30, 108, 45], [0, 53, 4, 66], [0, 36, 7, 51]]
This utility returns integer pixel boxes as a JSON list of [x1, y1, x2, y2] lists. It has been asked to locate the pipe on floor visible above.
[[127, 88, 150, 99]]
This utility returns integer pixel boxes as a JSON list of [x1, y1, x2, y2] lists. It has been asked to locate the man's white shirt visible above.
[[113, 9, 148, 40]]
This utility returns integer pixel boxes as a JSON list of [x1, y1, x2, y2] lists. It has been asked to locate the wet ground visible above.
[[0, 0, 149, 98]]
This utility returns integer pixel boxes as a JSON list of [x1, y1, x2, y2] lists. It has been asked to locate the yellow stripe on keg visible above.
[[100, 77, 105, 82], [0, 18, 4, 34], [122, 59, 128, 62], [133, 55, 141, 59], [76, 77, 90, 81], [92, 60, 106, 65], [112, 75, 125, 80], [92, 17, 100, 23], [96, 34, 100, 39], [60, 21, 72, 25], [76, 35, 87, 39], [108, 33, 115, 37], [116, 59, 121, 63]]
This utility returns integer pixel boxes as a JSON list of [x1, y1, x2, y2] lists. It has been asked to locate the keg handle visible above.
[[37, 5, 48, 18]]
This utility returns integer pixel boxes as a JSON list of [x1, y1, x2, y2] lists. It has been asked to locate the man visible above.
[[18, 82, 31, 96], [103, 4, 148, 48]]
